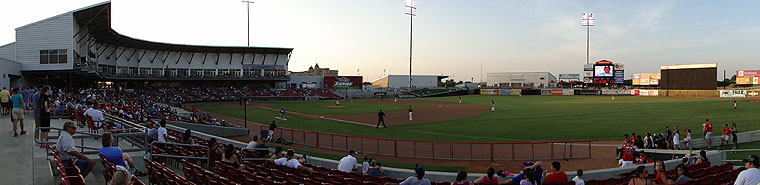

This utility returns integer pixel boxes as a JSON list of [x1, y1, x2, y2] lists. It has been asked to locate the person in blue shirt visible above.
[[98, 132, 147, 177], [21, 87, 30, 108], [280, 107, 286, 121], [31, 87, 41, 140], [498, 161, 544, 185], [10, 88, 26, 137]]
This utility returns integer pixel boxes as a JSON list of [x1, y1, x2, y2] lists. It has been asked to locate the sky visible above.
[[1, 0, 759, 82]]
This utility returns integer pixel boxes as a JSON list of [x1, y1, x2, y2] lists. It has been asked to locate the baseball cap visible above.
[[743, 155, 759, 166], [523, 162, 534, 167], [348, 150, 358, 155], [287, 149, 295, 156], [414, 164, 425, 176]]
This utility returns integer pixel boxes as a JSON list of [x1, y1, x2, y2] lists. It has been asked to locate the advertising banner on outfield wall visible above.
[[480, 89, 499, 95], [511, 89, 522, 95], [575, 89, 601, 95], [541, 89, 552, 95], [748, 90, 760, 97], [631, 90, 640, 96], [551, 89, 563, 95], [563, 89, 574, 95], [499, 89, 511, 95], [720, 90, 747, 98], [602, 90, 631, 95], [737, 70, 760, 78]]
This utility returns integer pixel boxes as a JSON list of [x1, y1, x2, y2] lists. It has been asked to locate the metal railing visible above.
[[149, 141, 211, 167], [259, 126, 592, 161], [721, 149, 760, 164], [34, 127, 148, 157]]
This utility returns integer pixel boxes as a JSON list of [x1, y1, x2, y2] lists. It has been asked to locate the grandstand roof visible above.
[[72, 2, 293, 55]]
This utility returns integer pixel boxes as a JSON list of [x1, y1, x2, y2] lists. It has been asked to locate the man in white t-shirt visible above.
[[337, 150, 359, 172], [157, 120, 169, 142], [274, 149, 313, 172], [245, 136, 258, 149], [85, 103, 105, 128], [734, 155, 760, 185]]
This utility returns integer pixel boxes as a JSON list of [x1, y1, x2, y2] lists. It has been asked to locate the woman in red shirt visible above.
[[473, 167, 498, 185], [654, 160, 672, 184]]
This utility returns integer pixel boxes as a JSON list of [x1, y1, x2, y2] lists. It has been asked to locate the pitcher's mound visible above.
[[322, 105, 347, 108]]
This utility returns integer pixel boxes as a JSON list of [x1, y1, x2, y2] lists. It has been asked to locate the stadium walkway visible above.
[[0, 112, 48, 185]]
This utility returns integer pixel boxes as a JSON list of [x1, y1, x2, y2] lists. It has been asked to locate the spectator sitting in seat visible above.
[[671, 164, 691, 184], [519, 168, 536, 185], [628, 166, 655, 185], [735, 154, 760, 185], [499, 161, 543, 185], [473, 167, 498, 185], [182, 129, 194, 144], [274, 149, 313, 172], [207, 138, 224, 162], [220, 144, 244, 170], [695, 150, 709, 164], [157, 120, 170, 143], [367, 159, 384, 177], [245, 135, 258, 149], [572, 169, 584, 185], [99, 132, 147, 177], [255, 134, 270, 157], [544, 161, 569, 184], [654, 160, 673, 184], [56, 121, 95, 177], [337, 150, 359, 173], [362, 154, 370, 174], [451, 170, 470, 185], [109, 166, 133, 185], [386, 164, 431, 185]]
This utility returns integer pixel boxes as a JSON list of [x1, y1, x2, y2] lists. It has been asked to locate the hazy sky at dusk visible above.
[[2, 0, 759, 81]]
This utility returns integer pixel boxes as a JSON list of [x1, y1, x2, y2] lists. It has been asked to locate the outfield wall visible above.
[[480, 88, 760, 98]]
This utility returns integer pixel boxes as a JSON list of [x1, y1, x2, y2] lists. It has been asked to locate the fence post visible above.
[[394, 140, 397, 157], [551, 142, 554, 159], [361, 137, 364, 153], [450, 143, 454, 160], [316, 133, 319, 148], [588, 141, 591, 158], [413, 141, 416, 158], [345, 136, 348, 150], [531, 143, 535, 161], [512, 144, 515, 160], [469, 143, 473, 161], [377, 139, 380, 155], [490, 143, 494, 161], [432, 143, 435, 160]]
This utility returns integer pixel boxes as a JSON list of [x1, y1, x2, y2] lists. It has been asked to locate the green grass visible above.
[[264, 100, 426, 115], [201, 95, 760, 142]]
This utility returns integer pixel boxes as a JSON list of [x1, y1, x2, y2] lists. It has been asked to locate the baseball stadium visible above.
[[1, 1, 760, 185]]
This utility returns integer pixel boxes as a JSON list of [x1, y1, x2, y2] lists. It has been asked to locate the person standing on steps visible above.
[[376, 109, 387, 128], [408, 106, 413, 121]]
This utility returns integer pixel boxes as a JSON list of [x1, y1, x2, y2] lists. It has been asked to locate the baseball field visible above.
[[196, 95, 760, 142]]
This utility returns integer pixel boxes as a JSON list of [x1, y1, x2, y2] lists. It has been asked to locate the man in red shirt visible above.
[[620, 140, 635, 167], [704, 119, 713, 149], [544, 161, 569, 183]]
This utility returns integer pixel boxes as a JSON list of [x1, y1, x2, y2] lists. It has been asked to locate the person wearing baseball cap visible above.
[[337, 150, 359, 172], [387, 164, 431, 185], [734, 155, 760, 185]]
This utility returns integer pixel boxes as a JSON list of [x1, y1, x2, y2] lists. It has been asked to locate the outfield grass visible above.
[[264, 100, 427, 115], [201, 96, 760, 142], [716, 141, 760, 166]]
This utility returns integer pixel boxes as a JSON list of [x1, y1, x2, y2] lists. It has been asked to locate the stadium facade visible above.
[[486, 72, 557, 88], [0, 2, 293, 89]]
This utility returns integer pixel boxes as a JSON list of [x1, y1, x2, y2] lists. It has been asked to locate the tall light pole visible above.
[[405, 0, 417, 89], [581, 13, 594, 65], [242, 1, 255, 46]]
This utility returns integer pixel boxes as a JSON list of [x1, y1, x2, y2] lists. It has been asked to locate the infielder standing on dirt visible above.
[[280, 107, 286, 121], [336, 97, 340, 106], [376, 109, 387, 128], [491, 100, 495, 112], [408, 106, 413, 121], [458, 96, 462, 104]]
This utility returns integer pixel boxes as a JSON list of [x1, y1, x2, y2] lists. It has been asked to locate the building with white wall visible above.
[[487, 72, 557, 88], [370, 75, 447, 89], [0, 2, 293, 89]]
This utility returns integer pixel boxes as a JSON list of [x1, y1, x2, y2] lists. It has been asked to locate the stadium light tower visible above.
[[242, 1, 255, 46], [405, 0, 417, 89], [581, 12, 594, 65]]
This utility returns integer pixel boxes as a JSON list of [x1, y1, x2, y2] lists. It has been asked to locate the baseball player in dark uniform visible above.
[[377, 109, 387, 128]]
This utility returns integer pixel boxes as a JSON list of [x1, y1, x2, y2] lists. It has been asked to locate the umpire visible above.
[[376, 109, 387, 128]]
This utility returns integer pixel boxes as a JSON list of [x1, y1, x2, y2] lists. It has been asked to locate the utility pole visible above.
[[242, 1, 255, 46], [582, 13, 595, 65], [405, 0, 417, 89]]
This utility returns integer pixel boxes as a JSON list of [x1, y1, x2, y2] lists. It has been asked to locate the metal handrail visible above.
[[149, 141, 211, 167], [721, 149, 760, 163]]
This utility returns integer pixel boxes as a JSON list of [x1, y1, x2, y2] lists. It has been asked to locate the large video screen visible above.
[[595, 65, 614, 77]]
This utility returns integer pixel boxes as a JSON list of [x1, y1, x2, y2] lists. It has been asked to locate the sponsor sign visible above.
[[632, 73, 641, 79], [480, 89, 500, 95], [559, 74, 580, 79], [748, 90, 760, 97], [737, 70, 760, 78], [511, 89, 522, 95], [720, 90, 747, 98], [242, 64, 286, 70], [640, 79, 650, 85], [583, 77, 593, 83], [614, 63, 625, 70], [563, 89, 574, 96], [576, 90, 601, 95], [583, 71, 594, 78], [649, 79, 659, 85], [541, 89, 552, 95], [324, 76, 363, 88], [614, 78, 624, 84], [551, 89, 563, 95], [614, 70, 625, 78], [584, 64, 594, 71], [754, 77, 759, 84], [499, 89, 511, 95], [631, 89, 640, 96], [602, 89, 631, 95], [737, 77, 751, 85]]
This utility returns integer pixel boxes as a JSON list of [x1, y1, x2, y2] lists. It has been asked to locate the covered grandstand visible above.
[[0, 1, 293, 89]]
